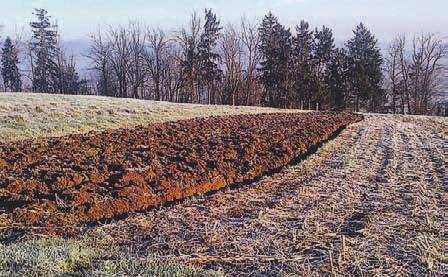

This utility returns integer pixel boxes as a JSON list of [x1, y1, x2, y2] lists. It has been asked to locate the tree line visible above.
[[0, 9, 446, 115]]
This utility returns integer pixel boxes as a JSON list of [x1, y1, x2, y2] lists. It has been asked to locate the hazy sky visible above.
[[1, 0, 447, 43]]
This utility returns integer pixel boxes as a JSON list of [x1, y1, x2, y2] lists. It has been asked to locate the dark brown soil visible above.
[[0, 112, 362, 227]]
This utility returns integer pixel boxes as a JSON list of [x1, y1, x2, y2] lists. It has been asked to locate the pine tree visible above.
[[291, 20, 315, 109], [346, 23, 383, 112], [258, 12, 291, 107], [198, 9, 222, 104], [258, 13, 277, 106], [314, 26, 334, 66], [1, 37, 22, 92], [313, 25, 335, 108], [29, 8, 59, 93], [325, 48, 349, 110]]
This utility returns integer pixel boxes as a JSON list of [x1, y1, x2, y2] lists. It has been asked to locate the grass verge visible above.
[[0, 238, 223, 277]]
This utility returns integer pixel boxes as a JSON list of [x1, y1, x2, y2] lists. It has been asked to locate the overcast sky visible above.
[[1, 0, 447, 43]]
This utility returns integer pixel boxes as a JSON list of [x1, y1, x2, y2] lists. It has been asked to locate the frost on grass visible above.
[[0, 93, 298, 143], [91, 252, 224, 277], [0, 239, 93, 276], [0, 238, 223, 277]]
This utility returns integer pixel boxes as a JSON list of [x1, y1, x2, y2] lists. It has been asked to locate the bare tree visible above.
[[385, 37, 403, 113], [240, 17, 261, 105], [0, 27, 3, 91], [145, 28, 169, 101], [410, 33, 446, 114], [127, 23, 147, 99], [163, 46, 184, 102], [13, 28, 34, 92], [52, 47, 87, 95], [220, 24, 243, 105], [109, 26, 131, 98], [392, 33, 447, 115], [395, 35, 412, 113], [87, 29, 114, 96]]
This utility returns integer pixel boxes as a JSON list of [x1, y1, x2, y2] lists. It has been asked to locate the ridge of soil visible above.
[[0, 112, 362, 228]]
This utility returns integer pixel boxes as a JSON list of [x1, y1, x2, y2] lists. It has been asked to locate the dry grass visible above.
[[0, 93, 297, 143]]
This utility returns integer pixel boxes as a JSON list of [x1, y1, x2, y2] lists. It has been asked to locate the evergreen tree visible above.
[[291, 20, 315, 108], [314, 26, 335, 66], [198, 9, 222, 104], [325, 48, 349, 110], [313, 25, 335, 108], [29, 8, 59, 93], [258, 12, 292, 107], [312, 26, 335, 106], [1, 37, 22, 92], [346, 23, 383, 112], [277, 25, 293, 108], [178, 12, 201, 103]]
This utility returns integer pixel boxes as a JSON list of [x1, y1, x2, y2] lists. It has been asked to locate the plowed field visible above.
[[0, 112, 362, 227], [94, 114, 446, 276]]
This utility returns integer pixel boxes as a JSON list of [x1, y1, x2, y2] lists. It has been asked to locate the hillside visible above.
[[0, 93, 296, 143]]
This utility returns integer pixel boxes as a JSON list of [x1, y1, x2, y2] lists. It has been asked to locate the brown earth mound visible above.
[[0, 112, 362, 227]]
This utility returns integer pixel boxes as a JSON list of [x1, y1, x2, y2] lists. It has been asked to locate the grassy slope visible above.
[[0, 93, 295, 143]]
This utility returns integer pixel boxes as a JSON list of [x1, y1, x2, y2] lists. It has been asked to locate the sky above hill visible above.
[[1, 0, 447, 43]]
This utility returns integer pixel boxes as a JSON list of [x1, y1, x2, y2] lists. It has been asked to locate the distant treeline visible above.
[[0, 9, 446, 115]]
